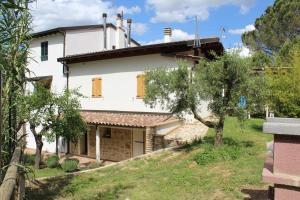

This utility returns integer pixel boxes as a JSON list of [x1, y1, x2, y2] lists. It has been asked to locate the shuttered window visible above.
[[41, 41, 48, 61], [137, 74, 145, 98], [92, 77, 102, 97]]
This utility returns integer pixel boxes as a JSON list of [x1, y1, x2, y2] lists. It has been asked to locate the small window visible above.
[[92, 77, 102, 97], [137, 74, 145, 98], [41, 41, 48, 61], [103, 128, 111, 138]]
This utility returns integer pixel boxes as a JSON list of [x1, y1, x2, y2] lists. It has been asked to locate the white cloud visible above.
[[172, 29, 194, 41], [146, 0, 256, 23], [132, 23, 148, 36], [30, 0, 142, 32], [146, 29, 194, 44], [227, 43, 252, 57], [117, 5, 141, 15], [228, 24, 255, 35]]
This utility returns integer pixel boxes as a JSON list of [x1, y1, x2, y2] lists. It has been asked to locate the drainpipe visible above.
[[103, 13, 107, 50], [127, 19, 132, 47]]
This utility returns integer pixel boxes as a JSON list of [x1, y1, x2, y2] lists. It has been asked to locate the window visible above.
[[31, 76, 52, 91], [39, 78, 52, 89], [92, 77, 102, 97], [103, 128, 111, 138], [137, 74, 145, 98], [41, 41, 48, 61]]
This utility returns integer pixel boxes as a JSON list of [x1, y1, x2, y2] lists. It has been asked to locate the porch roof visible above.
[[80, 110, 179, 128]]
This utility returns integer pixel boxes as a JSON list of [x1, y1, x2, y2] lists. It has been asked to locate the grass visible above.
[[26, 117, 272, 200], [27, 165, 65, 179], [23, 154, 66, 179]]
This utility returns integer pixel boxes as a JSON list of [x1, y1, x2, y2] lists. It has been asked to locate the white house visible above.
[[26, 13, 223, 162]]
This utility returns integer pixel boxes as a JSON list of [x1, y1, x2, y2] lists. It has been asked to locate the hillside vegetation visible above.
[[27, 117, 271, 200]]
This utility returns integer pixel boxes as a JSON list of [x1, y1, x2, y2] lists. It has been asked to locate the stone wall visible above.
[[100, 127, 132, 161], [153, 135, 165, 151], [145, 127, 154, 153]]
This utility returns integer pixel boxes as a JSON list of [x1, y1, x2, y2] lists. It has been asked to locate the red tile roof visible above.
[[80, 110, 179, 127]]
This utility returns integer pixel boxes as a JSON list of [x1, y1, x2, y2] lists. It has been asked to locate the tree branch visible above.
[[191, 107, 216, 128]]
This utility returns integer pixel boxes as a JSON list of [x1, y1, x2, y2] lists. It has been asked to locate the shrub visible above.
[[194, 146, 244, 166], [46, 155, 59, 168], [88, 162, 104, 169], [62, 158, 79, 172], [23, 154, 35, 165]]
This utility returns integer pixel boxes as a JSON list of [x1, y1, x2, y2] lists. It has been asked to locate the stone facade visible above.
[[100, 127, 132, 161], [145, 127, 154, 153], [153, 135, 165, 151]]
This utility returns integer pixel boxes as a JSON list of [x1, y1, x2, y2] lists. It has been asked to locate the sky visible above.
[[29, 0, 275, 48]]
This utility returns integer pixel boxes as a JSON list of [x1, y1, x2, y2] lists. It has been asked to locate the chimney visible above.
[[127, 19, 132, 47], [102, 13, 107, 50], [164, 27, 172, 43], [116, 13, 122, 28]]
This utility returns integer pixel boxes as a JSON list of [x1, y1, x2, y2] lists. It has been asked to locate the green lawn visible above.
[[26, 117, 272, 200], [27, 166, 65, 179]]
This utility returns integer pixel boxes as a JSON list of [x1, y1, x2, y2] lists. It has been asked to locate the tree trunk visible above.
[[214, 116, 225, 147], [55, 135, 59, 155], [34, 135, 43, 169]]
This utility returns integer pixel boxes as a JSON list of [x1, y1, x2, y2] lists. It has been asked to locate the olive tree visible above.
[[144, 52, 265, 147], [20, 85, 87, 168]]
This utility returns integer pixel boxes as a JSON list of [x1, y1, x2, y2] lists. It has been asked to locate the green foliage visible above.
[[266, 38, 300, 117], [18, 84, 86, 168], [0, 0, 33, 181], [46, 155, 60, 168], [194, 141, 255, 166], [23, 154, 35, 166], [87, 162, 104, 169], [26, 118, 271, 200], [62, 159, 79, 172], [20, 84, 87, 143], [145, 52, 265, 145], [242, 0, 300, 54]]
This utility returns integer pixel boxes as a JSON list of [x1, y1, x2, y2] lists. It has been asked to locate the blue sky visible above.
[[30, 0, 275, 48]]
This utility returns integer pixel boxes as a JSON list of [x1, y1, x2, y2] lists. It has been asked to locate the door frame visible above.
[[132, 128, 146, 157]]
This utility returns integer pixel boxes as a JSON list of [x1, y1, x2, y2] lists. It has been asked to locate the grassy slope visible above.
[[26, 117, 272, 200], [27, 166, 65, 179]]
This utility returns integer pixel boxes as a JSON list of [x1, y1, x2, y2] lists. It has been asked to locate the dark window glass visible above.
[[41, 41, 48, 61], [103, 128, 111, 138]]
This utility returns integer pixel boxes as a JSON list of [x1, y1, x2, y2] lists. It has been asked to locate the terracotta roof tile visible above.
[[80, 111, 179, 127]]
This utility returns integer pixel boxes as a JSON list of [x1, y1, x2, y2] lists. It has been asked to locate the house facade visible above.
[[26, 13, 223, 162]]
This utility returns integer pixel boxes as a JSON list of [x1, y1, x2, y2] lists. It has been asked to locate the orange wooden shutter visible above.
[[137, 74, 145, 98], [92, 77, 102, 97]]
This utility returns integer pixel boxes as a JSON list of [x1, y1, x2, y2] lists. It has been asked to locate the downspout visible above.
[[59, 30, 70, 154]]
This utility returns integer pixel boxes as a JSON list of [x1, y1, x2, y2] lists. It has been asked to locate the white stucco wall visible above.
[[65, 28, 104, 55], [69, 54, 174, 112], [26, 33, 66, 153], [68, 54, 211, 118], [27, 33, 66, 93], [65, 26, 137, 56]]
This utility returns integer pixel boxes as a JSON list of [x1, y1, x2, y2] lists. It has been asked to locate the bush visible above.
[[62, 158, 79, 172], [88, 162, 104, 169], [46, 155, 59, 168], [23, 154, 35, 165], [194, 146, 245, 166]]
